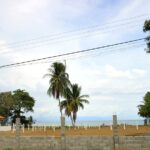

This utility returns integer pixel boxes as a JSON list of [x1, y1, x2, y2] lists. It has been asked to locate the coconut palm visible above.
[[44, 62, 70, 117], [61, 83, 89, 126], [60, 87, 74, 125], [143, 20, 150, 52]]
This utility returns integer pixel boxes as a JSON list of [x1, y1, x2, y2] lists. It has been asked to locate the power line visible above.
[[0, 38, 145, 69], [16, 42, 145, 67], [2, 13, 148, 45], [0, 14, 149, 53], [0, 22, 145, 57], [1, 42, 145, 69], [0, 24, 141, 56]]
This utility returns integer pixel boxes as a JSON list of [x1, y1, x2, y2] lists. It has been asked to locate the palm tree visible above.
[[143, 20, 150, 52], [44, 62, 70, 117], [61, 84, 89, 126]]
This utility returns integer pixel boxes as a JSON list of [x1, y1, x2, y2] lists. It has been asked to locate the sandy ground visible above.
[[0, 125, 150, 137]]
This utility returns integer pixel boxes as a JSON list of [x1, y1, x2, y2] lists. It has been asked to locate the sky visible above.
[[0, 0, 150, 123]]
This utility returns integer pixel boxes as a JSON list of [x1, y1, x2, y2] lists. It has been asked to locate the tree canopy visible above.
[[44, 62, 70, 117], [0, 89, 35, 124], [143, 20, 150, 53], [44, 62, 90, 126], [0, 92, 14, 118], [11, 89, 35, 118], [138, 91, 150, 118], [61, 83, 89, 126]]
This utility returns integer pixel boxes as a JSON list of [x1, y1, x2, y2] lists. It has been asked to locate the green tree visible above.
[[143, 20, 150, 53], [11, 89, 35, 118], [0, 90, 35, 125], [44, 62, 70, 117], [0, 92, 14, 118], [61, 84, 89, 126], [138, 92, 150, 122]]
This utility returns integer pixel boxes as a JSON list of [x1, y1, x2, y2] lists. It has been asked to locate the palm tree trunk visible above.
[[70, 113, 74, 127], [73, 112, 76, 127], [58, 98, 63, 118]]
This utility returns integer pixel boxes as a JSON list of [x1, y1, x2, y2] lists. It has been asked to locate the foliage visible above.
[[0, 92, 14, 118], [12, 115, 34, 127], [61, 83, 89, 126], [143, 20, 150, 52], [138, 91, 150, 118], [44, 62, 70, 116], [11, 89, 35, 118], [0, 89, 35, 124], [44, 62, 90, 126]]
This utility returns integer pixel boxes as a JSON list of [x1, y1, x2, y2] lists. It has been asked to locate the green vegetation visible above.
[[61, 83, 89, 126], [0, 92, 14, 119], [44, 62, 70, 117], [11, 89, 35, 118], [143, 19, 150, 53], [0, 89, 35, 125], [138, 91, 150, 123], [45, 62, 89, 126]]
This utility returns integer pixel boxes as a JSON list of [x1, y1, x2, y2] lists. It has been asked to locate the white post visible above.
[[44, 125, 46, 132], [123, 123, 126, 130], [32, 126, 34, 132], [69, 125, 70, 131], [22, 124, 25, 133], [12, 124, 14, 133], [99, 125, 101, 130], [53, 126, 55, 132], [12, 123, 16, 133], [84, 126, 87, 130], [136, 124, 139, 130], [110, 124, 112, 130], [28, 124, 29, 131]]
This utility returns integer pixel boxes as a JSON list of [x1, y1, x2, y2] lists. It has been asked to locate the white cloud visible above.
[[117, 0, 150, 18], [132, 69, 146, 77], [0, 40, 12, 54], [0, 0, 150, 121], [105, 65, 131, 78]]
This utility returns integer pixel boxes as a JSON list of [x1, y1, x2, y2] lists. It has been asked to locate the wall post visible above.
[[112, 114, 119, 150], [16, 117, 21, 149]]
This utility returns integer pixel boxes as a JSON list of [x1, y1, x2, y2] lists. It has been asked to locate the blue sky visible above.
[[0, 0, 150, 122]]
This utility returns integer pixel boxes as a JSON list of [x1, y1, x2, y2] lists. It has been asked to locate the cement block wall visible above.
[[0, 136, 60, 150], [0, 136, 150, 150], [118, 136, 150, 150], [65, 136, 113, 150]]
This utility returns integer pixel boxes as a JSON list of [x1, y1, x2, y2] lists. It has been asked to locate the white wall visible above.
[[0, 126, 11, 131]]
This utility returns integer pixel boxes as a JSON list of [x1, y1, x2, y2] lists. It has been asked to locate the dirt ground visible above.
[[0, 125, 150, 137]]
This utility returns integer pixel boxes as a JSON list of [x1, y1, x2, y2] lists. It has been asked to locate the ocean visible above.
[[35, 120, 144, 127]]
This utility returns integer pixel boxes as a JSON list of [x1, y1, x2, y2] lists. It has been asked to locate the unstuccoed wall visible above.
[[0, 136, 150, 150]]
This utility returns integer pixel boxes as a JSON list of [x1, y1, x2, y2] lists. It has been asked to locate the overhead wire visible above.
[[0, 38, 145, 69], [0, 22, 145, 56], [1, 41, 145, 69], [26, 42, 146, 65], [0, 13, 148, 46], [0, 14, 149, 54]]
